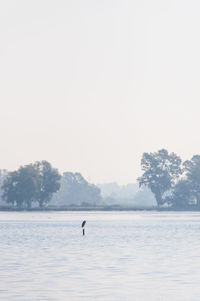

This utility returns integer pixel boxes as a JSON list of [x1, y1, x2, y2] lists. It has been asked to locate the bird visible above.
[[82, 220, 86, 228]]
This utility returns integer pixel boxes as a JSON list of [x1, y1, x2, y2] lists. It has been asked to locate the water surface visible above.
[[0, 211, 200, 300]]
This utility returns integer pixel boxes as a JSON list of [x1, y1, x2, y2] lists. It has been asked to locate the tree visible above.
[[138, 149, 182, 206], [2, 161, 61, 209], [183, 155, 200, 206], [52, 172, 101, 206], [0, 170, 8, 204], [34, 161, 61, 208], [165, 180, 191, 208], [2, 171, 18, 207], [2, 164, 39, 208]]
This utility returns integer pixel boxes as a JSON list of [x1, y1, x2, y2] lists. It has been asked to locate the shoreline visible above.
[[0, 206, 200, 212]]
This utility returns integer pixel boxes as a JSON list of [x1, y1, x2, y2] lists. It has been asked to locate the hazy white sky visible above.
[[1, 0, 200, 184]]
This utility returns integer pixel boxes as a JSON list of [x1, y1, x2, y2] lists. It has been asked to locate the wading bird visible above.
[[82, 220, 86, 235]]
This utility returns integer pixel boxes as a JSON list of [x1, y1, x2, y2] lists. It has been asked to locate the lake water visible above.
[[0, 211, 200, 300]]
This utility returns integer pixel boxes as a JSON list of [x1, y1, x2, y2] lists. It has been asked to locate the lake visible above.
[[0, 211, 200, 300]]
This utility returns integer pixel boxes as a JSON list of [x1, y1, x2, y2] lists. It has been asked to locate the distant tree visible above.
[[52, 172, 101, 206], [138, 149, 182, 206], [2, 164, 39, 208], [0, 170, 8, 204], [132, 187, 156, 207], [34, 161, 61, 208], [183, 155, 200, 206], [2, 171, 18, 207], [165, 180, 191, 208], [2, 161, 61, 209]]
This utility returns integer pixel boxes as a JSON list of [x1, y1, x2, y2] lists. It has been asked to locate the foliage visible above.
[[138, 149, 182, 206], [34, 161, 61, 208], [183, 155, 200, 206], [2, 161, 61, 209], [2, 164, 39, 208], [165, 180, 192, 208], [52, 172, 101, 206], [0, 170, 8, 203]]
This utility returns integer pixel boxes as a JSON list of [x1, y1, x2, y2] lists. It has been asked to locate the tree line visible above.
[[138, 149, 200, 209], [1, 161, 61, 208], [0, 161, 101, 209], [51, 172, 101, 206], [1, 150, 200, 210]]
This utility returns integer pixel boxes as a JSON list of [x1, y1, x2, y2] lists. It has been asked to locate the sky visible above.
[[1, 0, 200, 184]]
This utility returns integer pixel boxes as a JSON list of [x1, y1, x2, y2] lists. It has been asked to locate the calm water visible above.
[[0, 211, 200, 300]]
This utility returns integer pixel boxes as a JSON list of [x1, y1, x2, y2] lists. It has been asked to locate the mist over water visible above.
[[0, 211, 200, 300]]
